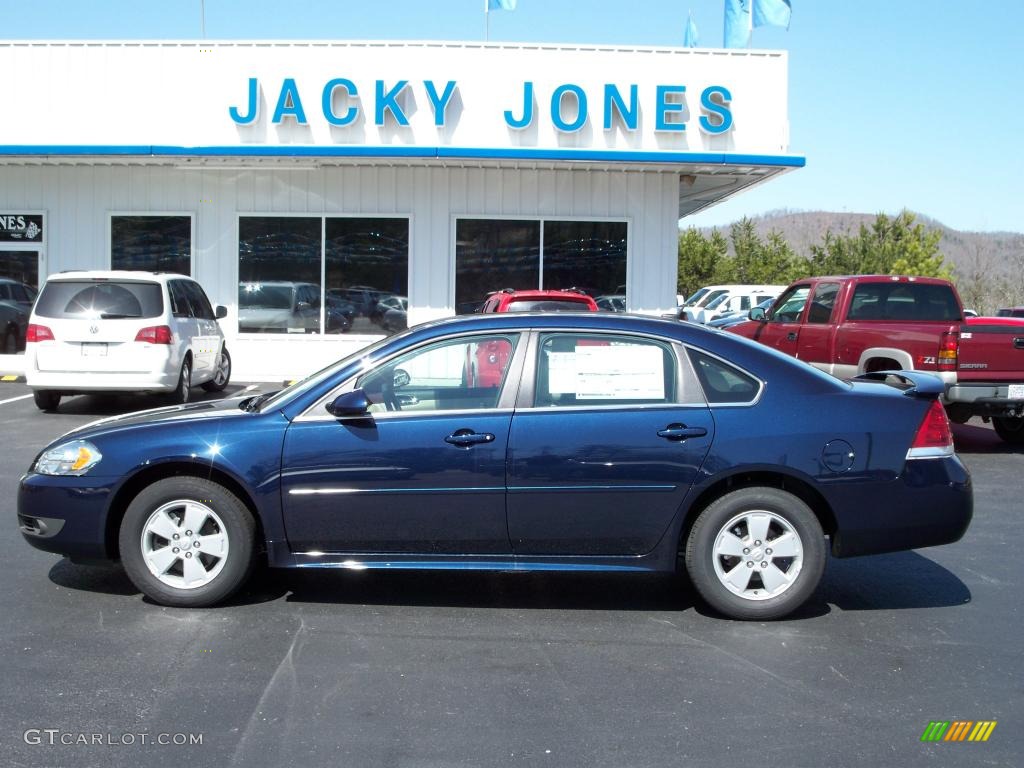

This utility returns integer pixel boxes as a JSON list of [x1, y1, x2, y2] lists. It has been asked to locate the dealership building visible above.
[[0, 40, 802, 380]]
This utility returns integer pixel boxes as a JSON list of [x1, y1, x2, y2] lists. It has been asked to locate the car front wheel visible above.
[[685, 487, 826, 620], [118, 477, 256, 607]]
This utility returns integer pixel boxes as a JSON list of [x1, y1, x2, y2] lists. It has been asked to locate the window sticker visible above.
[[547, 343, 665, 400]]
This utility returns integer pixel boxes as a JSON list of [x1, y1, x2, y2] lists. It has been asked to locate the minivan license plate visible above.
[[81, 343, 108, 357]]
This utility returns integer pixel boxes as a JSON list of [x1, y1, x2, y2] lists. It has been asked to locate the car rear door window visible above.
[[687, 350, 761, 404], [168, 280, 194, 318], [534, 333, 682, 407], [183, 281, 215, 320]]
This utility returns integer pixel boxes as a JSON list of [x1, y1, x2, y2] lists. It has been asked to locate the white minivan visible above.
[[25, 271, 230, 411]]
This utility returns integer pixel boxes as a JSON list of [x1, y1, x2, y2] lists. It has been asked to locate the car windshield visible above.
[[696, 289, 727, 308], [506, 299, 590, 311], [240, 284, 293, 309], [683, 288, 709, 305], [705, 293, 730, 310], [34, 280, 164, 319]]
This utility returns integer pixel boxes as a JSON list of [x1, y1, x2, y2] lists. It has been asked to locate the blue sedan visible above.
[[18, 313, 972, 620]]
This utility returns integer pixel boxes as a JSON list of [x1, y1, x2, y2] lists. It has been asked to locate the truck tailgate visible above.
[[958, 321, 1024, 382]]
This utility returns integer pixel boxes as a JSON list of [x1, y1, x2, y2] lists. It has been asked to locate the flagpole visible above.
[[485, 0, 490, 42]]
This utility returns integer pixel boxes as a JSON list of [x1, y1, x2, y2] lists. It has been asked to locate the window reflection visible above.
[[454, 219, 627, 313], [238, 217, 322, 334], [111, 216, 191, 275], [455, 220, 540, 314], [325, 218, 409, 336], [237, 216, 409, 336]]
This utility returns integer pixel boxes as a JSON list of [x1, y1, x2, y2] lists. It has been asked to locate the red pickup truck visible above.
[[728, 275, 1024, 443]]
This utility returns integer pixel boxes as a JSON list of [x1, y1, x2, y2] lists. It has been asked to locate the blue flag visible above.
[[488, 0, 517, 10], [684, 13, 699, 47], [753, 0, 791, 29], [723, 0, 751, 48]]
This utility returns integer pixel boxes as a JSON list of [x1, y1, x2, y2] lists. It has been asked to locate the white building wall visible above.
[[0, 163, 680, 381]]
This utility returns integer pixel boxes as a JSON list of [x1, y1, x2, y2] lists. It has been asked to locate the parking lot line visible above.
[[0, 394, 32, 406]]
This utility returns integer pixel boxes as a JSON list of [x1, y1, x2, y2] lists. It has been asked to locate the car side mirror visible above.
[[325, 389, 371, 417], [296, 301, 311, 312], [215, 305, 228, 319], [749, 307, 767, 322]]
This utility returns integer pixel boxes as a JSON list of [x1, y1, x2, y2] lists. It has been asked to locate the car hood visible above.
[[58, 395, 257, 442]]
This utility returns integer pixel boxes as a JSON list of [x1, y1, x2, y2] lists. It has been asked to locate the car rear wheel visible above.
[[33, 390, 61, 411], [201, 347, 231, 392], [168, 358, 191, 404], [993, 416, 1024, 445], [118, 477, 256, 607], [685, 487, 826, 620]]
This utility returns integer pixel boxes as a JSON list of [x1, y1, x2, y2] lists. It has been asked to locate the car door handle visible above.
[[444, 429, 496, 447], [787, 332, 798, 341], [657, 424, 708, 441]]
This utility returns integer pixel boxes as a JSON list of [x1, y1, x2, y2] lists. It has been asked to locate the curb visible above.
[[1, 375, 25, 383]]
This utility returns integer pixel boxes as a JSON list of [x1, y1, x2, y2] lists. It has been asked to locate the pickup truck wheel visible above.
[[33, 390, 61, 411], [685, 487, 826, 620], [993, 416, 1024, 445]]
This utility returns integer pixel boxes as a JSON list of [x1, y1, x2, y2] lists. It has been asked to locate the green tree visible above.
[[808, 210, 951, 279], [677, 227, 728, 298], [721, 218, 802, 284]]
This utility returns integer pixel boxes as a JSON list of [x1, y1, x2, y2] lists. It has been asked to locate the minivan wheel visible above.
[[33, 390, 61, 411], [993, 416, 1024, 445], [201, 348, 231, 393], [685, 487, 826, 620], [118, 477, 256, 607], [168, 359, 191, 405]]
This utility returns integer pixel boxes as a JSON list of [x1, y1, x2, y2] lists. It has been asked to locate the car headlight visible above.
[[34, 440, 103, 476]]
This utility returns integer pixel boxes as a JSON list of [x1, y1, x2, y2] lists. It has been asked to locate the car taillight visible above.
[[907, 399, 954, 459], [936, 330, 958, 371], [26, 324, 54, 343], [135, 325, 173, 344]]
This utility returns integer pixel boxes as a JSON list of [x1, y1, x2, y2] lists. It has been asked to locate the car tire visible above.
[[168, 358, 191, 405], [993, 416, 1024, 445], [33, 390, 61, 411], [118, 477, 256, 607], [201, 347, 231, 393], [2, 326, 17, 354], [685, 487, 826, 621]]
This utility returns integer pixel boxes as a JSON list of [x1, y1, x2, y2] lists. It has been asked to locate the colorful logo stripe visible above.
[[921, 721, 996, 742]]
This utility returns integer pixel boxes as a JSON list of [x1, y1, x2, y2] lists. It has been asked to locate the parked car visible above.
[[371, 295, 408, 325], [729, 275, 1024, 443], [595, 294, 626, 312], [0, 277, 35, 353], [706, 298, 775, 330], [239, 281, 350, 335], [678, 284, 786, 322], [691, 290, 781, 325], [472, 288, 599, 385], [380, 306, 408, 333], [480, 288, 599, 313], [25, 271, 231, 411], [19, 313, 971, 620], [996, 307, 1024, 318]]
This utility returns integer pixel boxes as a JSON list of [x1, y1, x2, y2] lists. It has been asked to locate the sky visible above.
[[2, 0, 1021, 233]]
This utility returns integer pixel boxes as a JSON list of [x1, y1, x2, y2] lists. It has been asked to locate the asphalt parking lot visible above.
[[0, 381, 1020, 768]]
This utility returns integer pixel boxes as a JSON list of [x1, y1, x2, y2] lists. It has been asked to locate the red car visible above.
[[469, 289, 599, 387]]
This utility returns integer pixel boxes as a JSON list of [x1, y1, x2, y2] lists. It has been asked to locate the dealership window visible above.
[[1, 212, 45, 355], [455, 219, 627, 313], [238, 215, 409, 336], [110, 215, 192, 275]]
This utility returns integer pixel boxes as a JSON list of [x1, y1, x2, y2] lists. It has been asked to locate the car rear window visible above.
[[505, 299, 592, 312], [34, 280, 164, 319], [847, 283, 960, 321]]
